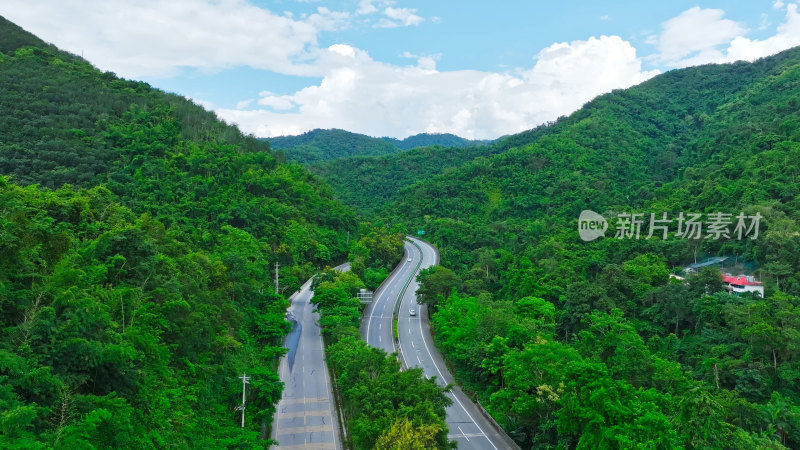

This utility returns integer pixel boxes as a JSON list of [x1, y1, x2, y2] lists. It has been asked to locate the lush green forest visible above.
[[266, 128, 490, 165], [321, 47, 800, 448], [309, 144, 504, 215], [266, 129, 401, 165], [0, 16, 358, 448], [0, 179, 292, 448], [306, 112, 642, 217]]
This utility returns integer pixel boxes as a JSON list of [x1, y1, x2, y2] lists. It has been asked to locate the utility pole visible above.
[[274, 262, 280, 295], [236, 373, 250, 428]]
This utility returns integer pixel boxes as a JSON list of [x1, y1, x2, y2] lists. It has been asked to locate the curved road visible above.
[[361, 240, 419, 353], [272, 266, 347, 449], [363, 237, 517, 450]]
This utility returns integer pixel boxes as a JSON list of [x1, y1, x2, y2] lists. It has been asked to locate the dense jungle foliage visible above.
[[266, 129, 401, 165], [381, 133, 491, 151], [0, 180, 292, 448], [309, 144, 504, 216]]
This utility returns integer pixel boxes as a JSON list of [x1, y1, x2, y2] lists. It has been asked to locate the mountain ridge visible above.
[[265, 127, 492, 164]]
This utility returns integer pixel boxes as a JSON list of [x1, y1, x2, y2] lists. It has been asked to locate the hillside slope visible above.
[[0, 16, 354, 448], [309, 144, 502, 215], [267, 128, 400, 164]]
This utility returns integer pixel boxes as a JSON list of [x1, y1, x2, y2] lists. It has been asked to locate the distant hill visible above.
[[309, 144, 504, 215], [307, 120, 563, 215], [382, 132, 492, 150], [265, 128, 491, 164], [266, 128, 399, 164]]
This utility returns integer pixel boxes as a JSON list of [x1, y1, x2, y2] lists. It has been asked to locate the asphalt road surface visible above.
[[271, 267, 346, 449], [361, 240, 418, 354], [363, 237, 517, 450]]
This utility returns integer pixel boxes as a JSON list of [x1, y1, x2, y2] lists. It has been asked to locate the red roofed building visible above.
[[722, 274, 764, 297]]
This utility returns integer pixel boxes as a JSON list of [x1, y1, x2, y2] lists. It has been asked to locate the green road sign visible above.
[[417, 230, 425, 235]]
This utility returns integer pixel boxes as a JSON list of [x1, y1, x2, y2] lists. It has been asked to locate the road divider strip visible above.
[[391, 239, 423, 369]]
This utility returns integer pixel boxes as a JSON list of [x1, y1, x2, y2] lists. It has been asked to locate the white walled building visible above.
[[722, 274, 764, 297]]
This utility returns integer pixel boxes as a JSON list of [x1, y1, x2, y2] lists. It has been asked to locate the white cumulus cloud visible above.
[[356, 0, 424, 29], [725, 3, 800, 62], [356, 0, 380, 15], [0, 0, 347, 78], [216, 36, 658, 139], [235, 99, 254, 109], [651, 3, 800, 68], [650, 6, 746, 67], [6, 1, 799, 140]]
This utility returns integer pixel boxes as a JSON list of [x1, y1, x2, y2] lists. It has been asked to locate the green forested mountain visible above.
[[313, 52, 787, 221], [0, 17, 355, 447], [371, 48, 800, 448], [381, 132, 492, 150], [266, 128, 490, 164], [0, 16, 354, 264], [0, 16, 53, 55], [267, 128, 401, 164], [304, 120, 572, 216], [309, 144, 503, 215]]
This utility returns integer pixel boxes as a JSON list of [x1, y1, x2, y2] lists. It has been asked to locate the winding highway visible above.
[[361, 240, 419, 353], [271, 266, 347, 449], [362, 237, 518, 450]]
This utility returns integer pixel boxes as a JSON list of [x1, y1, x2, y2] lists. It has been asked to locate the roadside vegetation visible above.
[[310, 229, 454, 449]]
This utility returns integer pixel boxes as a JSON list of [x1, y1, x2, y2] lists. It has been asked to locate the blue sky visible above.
[[3, 1, 800, 138]]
